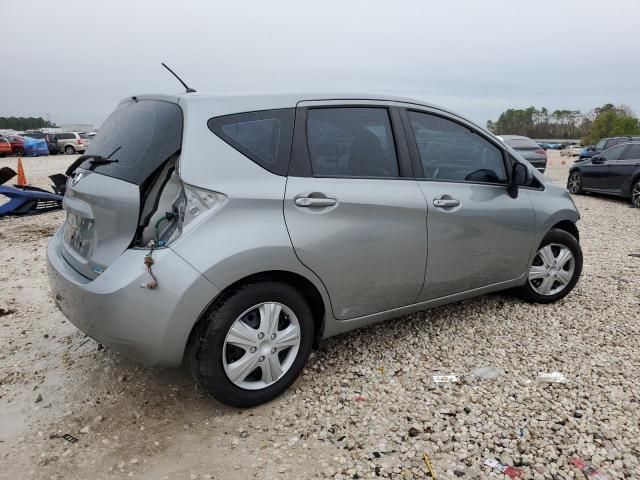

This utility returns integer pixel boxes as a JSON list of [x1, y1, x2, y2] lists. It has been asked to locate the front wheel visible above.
[[14, 147, 25, 157], [567, 171, 583, 194], [631, 179, 640, 208], [517, 228, 582, 304], [189, 281, 314, 407]]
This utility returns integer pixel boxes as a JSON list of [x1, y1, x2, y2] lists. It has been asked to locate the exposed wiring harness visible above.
[[140, 212, 176, 290], [140, 240, 158, 289]]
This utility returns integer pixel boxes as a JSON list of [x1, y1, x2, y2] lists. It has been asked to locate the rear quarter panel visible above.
[[170, 97, 333, 324]]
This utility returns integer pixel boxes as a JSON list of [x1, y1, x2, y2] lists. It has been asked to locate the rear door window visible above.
[[602, 144, 626, 161], [81, 99, 183, 185], [622, 144, 640, 160], [208, 109, 294, 176], [306, 107, 399, 177], [407, 111, 507, 184]]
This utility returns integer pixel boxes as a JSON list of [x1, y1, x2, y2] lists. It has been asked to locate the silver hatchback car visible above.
[[48, 93, 583, 406]]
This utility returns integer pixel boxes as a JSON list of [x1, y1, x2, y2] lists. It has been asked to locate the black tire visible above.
[[517, 228, 582, 304], [189, 281, 314, 408], [567, 171, 583, 194], [15, 147, 24, 157], [631, 178, 640, 208], [65, 145, 76, 155]]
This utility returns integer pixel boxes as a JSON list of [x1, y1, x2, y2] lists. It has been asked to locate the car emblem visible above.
[[71, 171, 85, 186]]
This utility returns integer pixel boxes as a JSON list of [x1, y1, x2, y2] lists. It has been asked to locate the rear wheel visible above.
[[65, 145, 76, 155], [631, 179, 640, 208], [15, 147, 24, 157], [517, 228, 582, 304], [189, 281, 314, 407], [567, 171, 583, 194]]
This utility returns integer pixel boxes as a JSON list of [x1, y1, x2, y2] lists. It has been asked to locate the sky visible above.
[[2, 0, 640, 129]]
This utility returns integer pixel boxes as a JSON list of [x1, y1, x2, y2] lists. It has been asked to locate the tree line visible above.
[[0, 116, 57, 131], [486, 104, 640, 145]]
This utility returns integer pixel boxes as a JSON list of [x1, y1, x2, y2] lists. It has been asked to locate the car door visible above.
[[401, 108, 536, 301], [609, 143, 640, 194], [581, 144, 627, 190], [284, 102, 428, 320]]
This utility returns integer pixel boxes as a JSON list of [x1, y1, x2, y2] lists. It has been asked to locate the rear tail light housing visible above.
[[77, 139, 83, 145], [535, 148, 545, 155], [160, 183, 227, 245]]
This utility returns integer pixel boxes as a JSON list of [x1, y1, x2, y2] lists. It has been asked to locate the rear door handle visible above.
[[433, 198, 460, 208], [295, 196, 337, 208]]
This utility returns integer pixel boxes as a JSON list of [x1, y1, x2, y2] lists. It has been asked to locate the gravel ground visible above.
[[0, 152, 639, 479]]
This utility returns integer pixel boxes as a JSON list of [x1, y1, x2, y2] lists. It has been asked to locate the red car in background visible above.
[[1, 135, 25, 156], [0, 137, 13, 157]]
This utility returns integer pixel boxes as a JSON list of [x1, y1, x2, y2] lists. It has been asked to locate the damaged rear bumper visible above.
[[47, 227, 219, 366]]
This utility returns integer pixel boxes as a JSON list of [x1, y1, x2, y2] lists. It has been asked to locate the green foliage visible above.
[[582, 106, 640, 145], [486, 107, 587, 139], [0, 116, 57, 131], [487, 103, 640, 144]]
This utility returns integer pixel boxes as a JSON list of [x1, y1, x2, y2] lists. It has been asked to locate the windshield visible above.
[[81, 99, 183, 185], [595, 139, 606, 150]]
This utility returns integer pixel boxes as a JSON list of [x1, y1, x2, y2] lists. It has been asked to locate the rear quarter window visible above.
[[208, 109, 295, 176]]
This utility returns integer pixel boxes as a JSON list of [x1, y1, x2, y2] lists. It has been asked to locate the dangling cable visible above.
[[140, 240, 158, 289]]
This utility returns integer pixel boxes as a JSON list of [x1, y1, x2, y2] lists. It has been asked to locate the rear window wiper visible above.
[[65, 146, 122, 176]]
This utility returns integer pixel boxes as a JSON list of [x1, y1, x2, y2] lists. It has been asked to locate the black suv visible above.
[[580, 136, 640, 159], [22, 131, 59, 155]]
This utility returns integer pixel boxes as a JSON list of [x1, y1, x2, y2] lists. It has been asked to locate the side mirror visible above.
[[512, 162, 529, 186], [592, 156, 605, 164], [508, 162, 529, 198]]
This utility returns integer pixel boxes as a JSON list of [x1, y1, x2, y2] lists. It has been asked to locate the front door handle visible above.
[[295, 196, 337, 208], [433, 198, 460, 208]]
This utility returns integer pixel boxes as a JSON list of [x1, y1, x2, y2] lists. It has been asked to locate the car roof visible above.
[[121, 91, 484, 126]]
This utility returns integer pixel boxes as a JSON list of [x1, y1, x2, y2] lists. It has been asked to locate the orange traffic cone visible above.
[[17, 157, 28, 186]]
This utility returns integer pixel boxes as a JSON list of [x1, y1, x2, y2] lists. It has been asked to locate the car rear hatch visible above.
[[60, 98, 183, 279], [78, 132, 91, 149]]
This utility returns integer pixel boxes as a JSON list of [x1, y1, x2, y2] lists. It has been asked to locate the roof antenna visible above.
[[161, 62, 196, 93]]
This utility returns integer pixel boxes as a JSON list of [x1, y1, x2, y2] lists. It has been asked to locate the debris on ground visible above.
[[470, 366, 502, 379], [50, 434, 79, 444], [483, 458, 524, 478], [0, 307, 16, 317], [569, 457, 610, 479], [432, 375, 459, 383], [537, 371, 568, 383], [422, 451, 437, 479]]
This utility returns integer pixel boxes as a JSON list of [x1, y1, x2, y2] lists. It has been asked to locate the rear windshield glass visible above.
[[503, 137, 539, 149], [81, 99, 183, 185]]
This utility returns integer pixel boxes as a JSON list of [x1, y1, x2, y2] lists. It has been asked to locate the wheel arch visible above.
[[551, 220, 579, 242], [628, 171, 640, 197], [185, 269, 327, 361]]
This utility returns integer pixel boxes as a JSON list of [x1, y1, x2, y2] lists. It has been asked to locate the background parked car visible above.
[[0, 137, 13, 157], [561, 144, 583, 157], [23, 131, 59, 155], [568, 141, 640, 207], [498, 135, 548, 172], [580, 136, 640, 159], [55, 132, 91, 154], [2, 135, 25, 156], [22, 136, 49, 156]]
